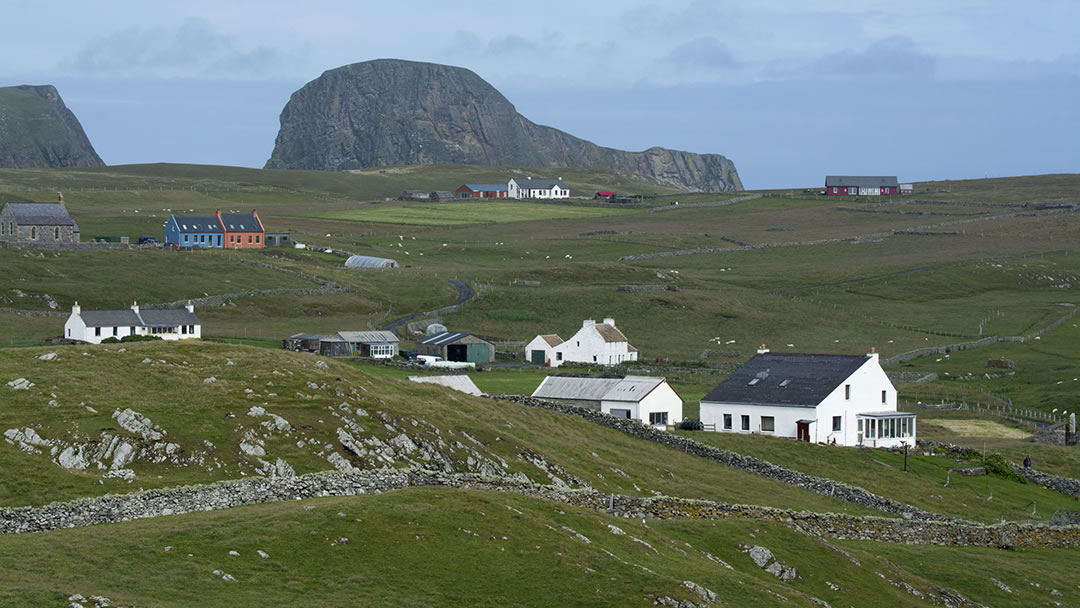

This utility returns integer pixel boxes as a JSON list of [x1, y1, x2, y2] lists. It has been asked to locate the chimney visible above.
[[72, 301, 80, 316], [583, 319, 596, 328], [186, 300, 195, 314], [131, 301, 139, 314], [867, 346, 879, 361], [603, 317, 615, 327], [757, 344, 769, 354]]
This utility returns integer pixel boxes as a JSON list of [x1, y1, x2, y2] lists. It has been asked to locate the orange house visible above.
[[217, 210, 265, 249]]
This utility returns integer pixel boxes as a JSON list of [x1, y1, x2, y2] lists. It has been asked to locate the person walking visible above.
[[1023, 455, 1032, 469]]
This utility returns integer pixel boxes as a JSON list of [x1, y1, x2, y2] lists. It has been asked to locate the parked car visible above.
[[138, 235, 158, 244]]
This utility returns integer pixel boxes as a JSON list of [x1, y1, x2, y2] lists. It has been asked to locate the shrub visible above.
[[119, 334, 163, 343], [983, 453, 1026, 484]]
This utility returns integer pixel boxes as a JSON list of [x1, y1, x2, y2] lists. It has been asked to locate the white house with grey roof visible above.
[[0, 201, 80, 247], [699, 347, 914, 448], [508, 177, 569, 199], [532, 374, 682, 428], [527, 318, 638, 367], [64, 301, 201, 344]]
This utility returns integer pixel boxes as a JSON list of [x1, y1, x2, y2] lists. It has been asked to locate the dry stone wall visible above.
[[3, 468, 1078, 548]]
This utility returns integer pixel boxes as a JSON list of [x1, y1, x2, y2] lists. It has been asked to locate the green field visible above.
[[3, 165, 1079, 606], [307, 200, 636, 226]]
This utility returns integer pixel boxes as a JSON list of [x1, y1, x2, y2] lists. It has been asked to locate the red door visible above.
[[796, 422, 810, 442]]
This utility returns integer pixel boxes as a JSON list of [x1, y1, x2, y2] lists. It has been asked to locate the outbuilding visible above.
[[456, 184, 509, 199], [531, 374, 682, 428], [344, 255, 400, 269], [699, 346, 914, 447], [416, 331, 495, 363], [335, 330, 400, 358]]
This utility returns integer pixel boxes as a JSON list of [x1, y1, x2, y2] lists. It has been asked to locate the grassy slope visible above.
[[0, 341, 874, 518], [0, 488, 1073, 607]]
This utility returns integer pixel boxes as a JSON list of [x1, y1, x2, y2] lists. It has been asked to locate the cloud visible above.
[[64, 18, 280, 78], [484, 35, 539, 56], [806, 36, 937, 79], [660, 36, 739, 71], [621, 1, 738, 35]]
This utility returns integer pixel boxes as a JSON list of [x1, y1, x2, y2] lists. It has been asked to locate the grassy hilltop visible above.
[[1, 164, 1079, 605]]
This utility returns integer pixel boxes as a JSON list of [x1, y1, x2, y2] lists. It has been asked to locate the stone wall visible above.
[[3, 468, 1078, 548], [490, 394, 950, 522], [616, 285, 679, 292]]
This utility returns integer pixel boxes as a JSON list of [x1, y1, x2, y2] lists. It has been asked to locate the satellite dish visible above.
[[426, 323, 447, 337]]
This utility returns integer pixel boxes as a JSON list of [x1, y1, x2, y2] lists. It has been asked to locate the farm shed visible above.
[[344, 255, 399, 269], [531, 374, 682, 428], [0, 201, 80, 247], [283, 333, 325, 352], [699, 346, 913, 447], [456, 184, 509, 199], [318, 337, 352, 358], [265, 232, 291, 247], [336, 330, 399, 358], [416, 331, 495, 363], [408, 374, 485, 396], [824, 176, 899, 196]]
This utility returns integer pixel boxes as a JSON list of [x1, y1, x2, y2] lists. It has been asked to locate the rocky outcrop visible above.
[[265, 59, 741, 192], [0, 85, 104, 168]]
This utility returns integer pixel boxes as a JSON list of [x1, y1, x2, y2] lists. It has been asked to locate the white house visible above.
[[508, 177, 570, 199], [526, 318, 638, 367], [64, 301, 201, 344], [699, 346, 914, 448], [532, 374, 682, 428]]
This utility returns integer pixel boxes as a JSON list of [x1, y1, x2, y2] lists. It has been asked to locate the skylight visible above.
[[747, 378, 760, 385], [779, 379, 791, 387]]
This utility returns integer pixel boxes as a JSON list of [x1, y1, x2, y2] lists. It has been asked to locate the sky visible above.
[[3, 0, 1078, 188]]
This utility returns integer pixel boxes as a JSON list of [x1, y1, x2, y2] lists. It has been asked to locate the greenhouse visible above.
[[344, 255, 399, 269]]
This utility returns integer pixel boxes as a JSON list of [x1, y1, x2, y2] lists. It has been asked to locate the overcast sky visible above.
[[4, 0, 1078, 188]]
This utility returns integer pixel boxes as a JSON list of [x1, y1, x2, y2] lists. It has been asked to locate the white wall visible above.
[[700, 355, 903, 447], [524, 336, 558, 366], [552, 320, 635, 366], [601, 381, 682, 428]]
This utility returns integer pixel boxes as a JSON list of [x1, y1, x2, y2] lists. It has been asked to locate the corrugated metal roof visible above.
[[824, 176, 899, 188], [418, 331, 472, 346], [336, 330, 399, 344], [702, 353, 872, 407], [531, 373, 665, 403], [408, 374, 484, 396], [4, 202, 76, 226], [462, 184, 508, 192], [344, 255, 399, 269], [289, 333, 326, 341]]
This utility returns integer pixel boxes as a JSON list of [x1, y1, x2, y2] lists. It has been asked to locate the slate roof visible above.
[[219, 212, 263, 232], [824, 176, 899, 188], [172, 215, 224, 233], [702, 353, 872, 407], [595, 324, 629, 343], [461, 184, 508, 192], [336, 330, 400, 344], [418, 331, 473, 346], [531, 374, 665, 403], [511, 177, 568, 190], [4, 202, 76, 226], [79, 307, 199, 328]]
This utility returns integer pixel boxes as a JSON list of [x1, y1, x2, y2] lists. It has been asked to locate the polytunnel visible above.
[[344, 255, 400, 269]]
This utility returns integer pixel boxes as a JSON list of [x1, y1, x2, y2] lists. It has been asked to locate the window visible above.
[[741, 415, 750, 431], [31, 227, 36, 239], [761, 416, 775, 432], [181, 325, 187, 335], [881, 390, 887, 404], [845, 384, 851, 400], [593, 355, 597, 362], [832, 416, 842, 432], [556, 352, 562, 361], [255, 235, 260, 244], [832, 187, 837, 194], [248, 235, 253, 244], [848, 187, 856, 195], [216, 235, 222, 246], [113, 326, 118, 336], [723, 414, 732, 430], [130, 326, 135, 335], [95, 327, 101, 337], [184, 234, 190, 243], [649, 412, 668, 426], [54, 227, 60, 239]]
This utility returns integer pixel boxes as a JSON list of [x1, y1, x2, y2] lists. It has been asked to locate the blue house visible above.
[[164, 215, 225, 248]]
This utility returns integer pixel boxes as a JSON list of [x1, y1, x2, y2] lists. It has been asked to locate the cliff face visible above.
[[0, 85, 104, 168], [265, 60, 741, 192]]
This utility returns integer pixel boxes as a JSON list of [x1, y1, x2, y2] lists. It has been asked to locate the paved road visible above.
[[382, 280, 474, 336]]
